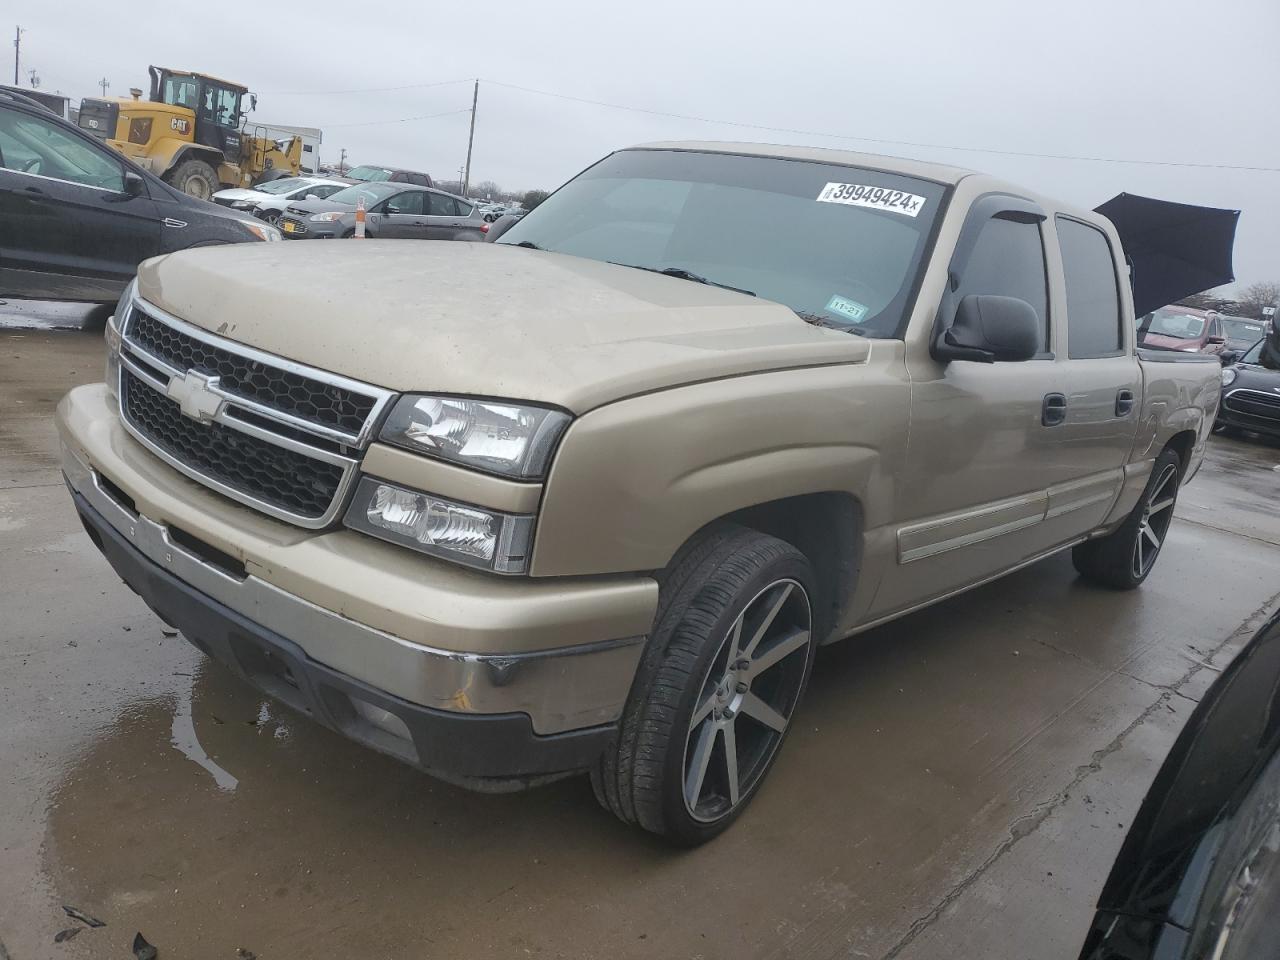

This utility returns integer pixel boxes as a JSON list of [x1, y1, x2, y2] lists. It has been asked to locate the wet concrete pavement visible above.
[[3, 328, 1279, 960]]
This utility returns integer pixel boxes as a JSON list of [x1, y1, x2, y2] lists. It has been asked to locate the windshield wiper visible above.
[[795, 312, 865, 336], [609, 263, 755, 297], [512, 240, 541, 249]]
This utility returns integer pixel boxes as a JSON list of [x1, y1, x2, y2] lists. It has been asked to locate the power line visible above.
[[255, 74, 1278, 174], [322, 107, 471, 130], [262, 77, 472, 96], [480, 78, 1280, 174]]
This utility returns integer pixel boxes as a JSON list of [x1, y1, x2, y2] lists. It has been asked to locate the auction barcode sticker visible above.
[[817, 183, 926, 217]]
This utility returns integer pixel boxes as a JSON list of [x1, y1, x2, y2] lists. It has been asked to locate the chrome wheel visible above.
[[1133, 462, 1178, 579], [263, 211, 282, 227], [682, 578, 812, 823]]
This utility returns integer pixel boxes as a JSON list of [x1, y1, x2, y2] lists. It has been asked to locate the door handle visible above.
[[1042, 393, 1067, 426], [1115, 389, 1135, 416]]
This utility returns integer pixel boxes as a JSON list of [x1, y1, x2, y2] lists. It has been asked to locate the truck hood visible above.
[[1140, 333, 1202, 352], [135, 241, 869, 413]]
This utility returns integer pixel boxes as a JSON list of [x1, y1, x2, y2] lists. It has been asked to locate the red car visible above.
[[1138, 305, 1227, 355]]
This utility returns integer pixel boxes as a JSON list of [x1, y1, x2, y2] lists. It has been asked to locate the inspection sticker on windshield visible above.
[[825, 295, 868, 323], [817, 183, 926, 217]]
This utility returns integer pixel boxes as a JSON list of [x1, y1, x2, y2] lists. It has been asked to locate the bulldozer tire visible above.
[[165, 158, 220, 201]]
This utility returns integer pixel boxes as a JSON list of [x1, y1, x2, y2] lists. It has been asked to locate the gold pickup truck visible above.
[[57, 142, 1222, 844]]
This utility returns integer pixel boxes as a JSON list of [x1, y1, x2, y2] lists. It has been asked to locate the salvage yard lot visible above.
[[3, 327, 1280, 959]]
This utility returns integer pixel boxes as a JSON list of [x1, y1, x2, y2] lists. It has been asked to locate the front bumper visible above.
[[58, 384, 658, 783], [1217, 389, 1280, 438], [281, 217, 337, 239]]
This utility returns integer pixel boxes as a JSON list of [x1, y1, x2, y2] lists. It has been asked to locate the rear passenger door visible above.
[[1051, 215, 1141, 528], [376, 189, 427, 238], [422, 192, 460, 239]]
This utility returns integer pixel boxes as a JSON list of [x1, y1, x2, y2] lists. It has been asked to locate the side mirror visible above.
[[122, 171, 145, 197], [1206, 335, 1226, 345], [1218, 349, 1239, 366], [932, 295, 1041, 363], [385, 205, 401, 215]]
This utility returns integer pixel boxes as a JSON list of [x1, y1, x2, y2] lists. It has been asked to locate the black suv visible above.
[[0, 89, 274, 303]]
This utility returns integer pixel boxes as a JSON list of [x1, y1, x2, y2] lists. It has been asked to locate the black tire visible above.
[[1073, 447, 1182, 590], [592, 524, 817, 845], [164, 158, 220, 200], [341, 228, 358, 239], [260, 209, 283, 228]]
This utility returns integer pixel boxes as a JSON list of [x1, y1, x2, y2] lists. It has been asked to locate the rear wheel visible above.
[[164, 158, 220, 200], [592, 525, 816, 845], [1073, 447, 1182, 589]]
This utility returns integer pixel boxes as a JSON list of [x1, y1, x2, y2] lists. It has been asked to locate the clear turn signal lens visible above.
[[343, 477, 535, 574]]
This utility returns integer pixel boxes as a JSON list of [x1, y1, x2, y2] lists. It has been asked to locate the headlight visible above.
[[103, 279, 134, 400], [231, 200, 254, 209], [343, 477, 535, 574], [241, 220, 281, 242], [1222, 367, 1238, 387], [379, 395, 571, 479], [309, 211, 345, 222]]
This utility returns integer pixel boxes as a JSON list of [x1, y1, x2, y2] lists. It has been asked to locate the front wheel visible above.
[[592, 525, 817, 845], [164, 158, 219, 200], [261, 210, 283, 228], [1073, 447, 1182, 589]]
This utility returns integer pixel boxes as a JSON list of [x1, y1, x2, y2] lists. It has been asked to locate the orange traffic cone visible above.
[[354, 197, 366, 239]]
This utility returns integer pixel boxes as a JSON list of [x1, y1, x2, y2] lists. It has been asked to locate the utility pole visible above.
[[338, 147, 347, 175], [462, 79, 478, 198], [13, 26, 22, 85], [26, 68, 38, 88], [98, 77, 109, 96]]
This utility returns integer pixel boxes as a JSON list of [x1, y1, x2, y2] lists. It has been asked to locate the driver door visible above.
[[0, 104, 159, 300], [871, 198, 1072, 617], [376, 190, 428, 238]]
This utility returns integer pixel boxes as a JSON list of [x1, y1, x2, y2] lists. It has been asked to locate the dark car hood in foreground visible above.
[[135, 241, 869, 413], [1078, 606, 1280, 959]]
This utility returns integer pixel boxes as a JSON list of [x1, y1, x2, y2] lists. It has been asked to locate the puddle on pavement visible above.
[[170, 683, 238, 792]]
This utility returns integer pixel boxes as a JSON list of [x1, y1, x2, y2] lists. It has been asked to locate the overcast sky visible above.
[[16, 0, 1279, 289]]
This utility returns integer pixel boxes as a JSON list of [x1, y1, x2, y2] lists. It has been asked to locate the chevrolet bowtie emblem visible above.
[[166, 370, 225, 424]]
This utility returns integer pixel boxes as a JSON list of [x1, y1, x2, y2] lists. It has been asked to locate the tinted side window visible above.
[[457, 200, 473, 216], [955, 217, 1049, 354], [428, 193, 459, 216], [385, 191, 424, 215], [0, 108, 123, 191], [408, 173, 431, 187], [1058, 217, 1122, 359]]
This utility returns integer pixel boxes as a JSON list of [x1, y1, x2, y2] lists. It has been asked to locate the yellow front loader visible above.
[[77, 66, 301, 199]]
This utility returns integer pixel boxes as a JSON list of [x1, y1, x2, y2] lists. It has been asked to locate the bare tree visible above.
[[1237, 281, 1280, 319]]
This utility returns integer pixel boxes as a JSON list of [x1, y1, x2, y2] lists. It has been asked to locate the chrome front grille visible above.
[[1224, 389, 1280, 422], [116, 295, 395, 528]]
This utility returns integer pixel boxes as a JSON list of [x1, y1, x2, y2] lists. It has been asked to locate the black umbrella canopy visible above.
[[1093, 193, 1239, 317]]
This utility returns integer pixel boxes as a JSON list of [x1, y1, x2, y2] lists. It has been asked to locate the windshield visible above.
[[1221, 316, 1264, 343], [1144, 308, 1206, 339], [498, 149, 947, 338], [160, 75, 199, 109], [325, 182, 400, 206], [256, 178, 308, 195], [346, 165, 393, 182], [1242, 337, 1267, 364]]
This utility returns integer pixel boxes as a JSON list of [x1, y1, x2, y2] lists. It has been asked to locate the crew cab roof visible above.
[[629, 140, 976, 186]]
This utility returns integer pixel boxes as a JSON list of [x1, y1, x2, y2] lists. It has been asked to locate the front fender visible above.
[[153, 139, 222, 179], [531, 362, 905, 577]]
